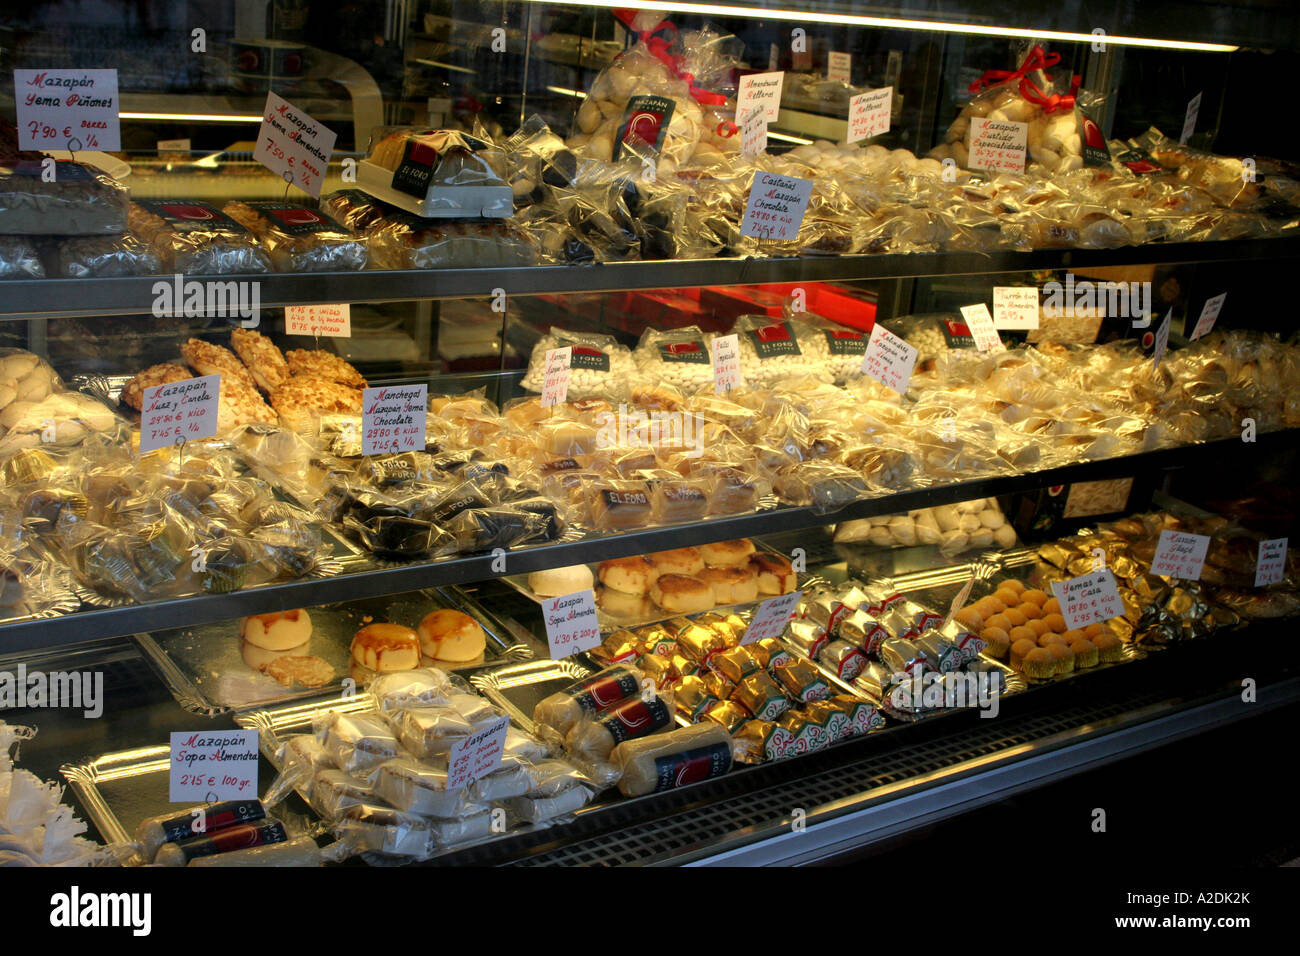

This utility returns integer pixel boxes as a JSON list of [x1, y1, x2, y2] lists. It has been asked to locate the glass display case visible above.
[[2, 0, 1299, 869]]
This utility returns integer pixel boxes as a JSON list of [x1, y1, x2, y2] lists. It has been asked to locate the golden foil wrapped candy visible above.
[[732, 719, 794, 764], [3, 448, 56, 485], [700, 669, 735, 701], [702, 699, 750, 734], [674, 676, 717, 722], [712, 645, 761, 684]]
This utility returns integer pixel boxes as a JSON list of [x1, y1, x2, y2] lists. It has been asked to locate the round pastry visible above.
[[1000, 579, 1026, 596], [1092, 631, 1124, 662], [596, 586, 653, 618], [647, 547, 705, 577], [597, 556, 657, 595], [954, 607, 983, 631], [1019, 601, 1043, 621], [699, 538, 756, 567], [1026, 618, 1051, 638], [1042, 597, 1061, 616], [1038, 632, 1068, 647], [418, 609, 487, 663], [1083, 623, 1105, 640], [1021, 588, 1049, 606], [528, 564, 594, 597], [993, 588, 1020, 608], [265, 655, 335, 688], [984, 612, 1012, 633], [697, 565, 759, 605], [1047, 642, 1075, 675], [1069, 639, 1099, 668], [1043, 613, 1068, 633], [1008, 625, 1036, 645], [1002, 606, 1028, 628], [1062, 628, 1087, 643], [351, 623, 421, 672], [241, 609, 313, 651], [749, 552, 797, 594], [982, 628, 1011, 659], [241, 638, 308, 671], [1009, 638, 1037, 669], [976, 595, 1007, 616], [650, 573, 715, 614], [1021, 647, 1057, 678]]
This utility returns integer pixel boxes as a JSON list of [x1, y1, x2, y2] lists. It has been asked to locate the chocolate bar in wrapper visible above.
[[732, 719, 794, 764], [712, 645, 761, 684], [940, 621, 986, 664], [752, 637, 793, 670], [881, 605, 920, 642], [636, 624, 676, 657], [777, 712, 829, 755], [597, 629, 641, 665], [695, 612, 741, 647], [825, 694, 885, 735], [910, 604, 945, 635], [773, 658, 831, 702], [787, 619, 829, 659], [671, 653, 698, 679], [839, 608, 889, 656], [734, 671, 791, 722], [664, 617, 696, 639], [865, 586, 906, 614], [703, 699, 750, 734], [700, 669, 735, 701], [820, 639, 868, 681], [857, 660, 900, 701], [916, 633, 962, 672], [801, 589, 840, 633], [803, 700, 851, 742], [678, 623, 727, 665], [880, 636, 927, 677], [639, 652, 676, 689], [674, 676, 717, 722]]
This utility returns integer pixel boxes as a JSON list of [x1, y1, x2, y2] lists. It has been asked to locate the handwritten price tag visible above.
[[446, 715, 509, 792], [253, 91, 336, 198], [741, 172, 812, 241], [740, 107, 768, 158], [362, 384, 427, 456], [540, 346, 572, 407], [1256, 538, 1288, 587], [993, 286, 1039, 329], [140, 374, 219, 454], [1180, 91, 1201, 146], [286, 303, 351, 337], [169, 730, 258, 802], [543, 589, 601, 659], [827, 52, 852, 83], [1190, 292, 1226, 341], [969, 117, 1027, 174], [1051, 568, 1123, 630], [742, 591, 803, 645], [15, 69, 120, 151], [712, 333, 743, 393], [861, 323, 918, 395], [847, 88, 891, 144], [736, 71, 784, 124], [1153, 309, 1172, 367], [1151, 529, 1211, 580], [959, 303, 1004, 352]]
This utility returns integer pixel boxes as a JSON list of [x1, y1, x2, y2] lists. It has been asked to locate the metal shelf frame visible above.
[[3, 427, 1293, 654], [3, 236, 1298, 320]]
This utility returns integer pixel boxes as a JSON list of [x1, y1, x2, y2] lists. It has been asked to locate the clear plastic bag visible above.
[[0, 160, 129, 235], [519, 328, 639, 401]]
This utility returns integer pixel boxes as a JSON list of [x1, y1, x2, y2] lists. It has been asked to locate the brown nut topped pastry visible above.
[[269, 375, 363, 433], [180, 338, 257, 391], [121, 363, 192, 411], [285, 349, 367, 388], [230, 327, 290, 392]]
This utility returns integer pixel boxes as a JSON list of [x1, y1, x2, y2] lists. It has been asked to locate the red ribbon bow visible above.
[[968, 44, 1081, 115]]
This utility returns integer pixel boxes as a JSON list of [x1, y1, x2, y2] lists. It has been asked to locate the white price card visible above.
[[1051, 568, 1123, 630], [741, 171, 812, 241], [253, 91, 336, 198], [827, 51, 852, 83], [740, 107, 768, 158], [861, 322, 918, 395], [446, 715, 509, 792], [712, 333, 743, 393], [736, 71, 784, 124], [362, 384, 428, 455], [543, 589, 601, 658], [1152, 309, 1172, 367], [959, 303, 1004, 352], [540, 346, 572, 407], [742, 591, 803, 645], [170, 730, 259, 802], [1189, 292, 1226, 341], [1180, 91, 1202, 146], [969, 117, 1028, 174], [846, 87, 892, 144], [1151, 529, 1211, 580], [1255, 538, 1288, 587], [286, 303, 351, 337], [15, 68, 120, 151], [139, 374, 219, 454], [993, 286, 1040, 329]]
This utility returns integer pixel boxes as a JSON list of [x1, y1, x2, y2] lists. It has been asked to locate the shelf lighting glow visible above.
[[767, 130, 814, 144], [119, 111, 263, 122], [525, 0, 1239, 52]]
